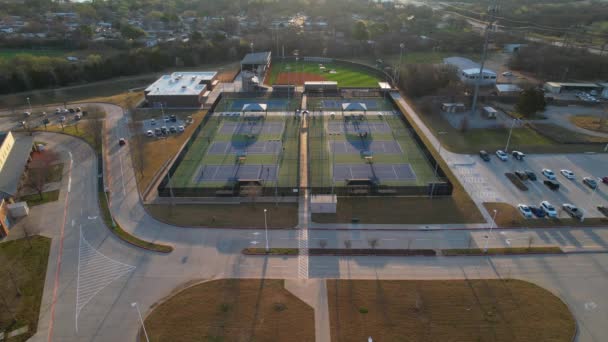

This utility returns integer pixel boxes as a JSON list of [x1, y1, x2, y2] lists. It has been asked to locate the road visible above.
[[0, 98, 602, 342]]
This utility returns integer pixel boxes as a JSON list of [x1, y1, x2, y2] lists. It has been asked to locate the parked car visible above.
[[515, 170, 528, 180], [517, 204, 533, 218], [55, 108, 61, 114], [146, 130, 154, 137], [74, 114, 81, 121], [583, 177, 598, 189], [150, 119, 156, 125], [603, 176, 608, 185], [560, 169, 575, 179], [525, 170, 537, 181], [178, 125, 185, 132], [502, 71, 513, 76], [59, 116, 66, 122], [160, 126, 168, 134], [542, 169, 556, 180], [544, 180, 560, 190], [512, 151, 525, 160], [540, 201, 558, 218], [76, 107, 81, 112], [118, 138, 126, 146], [563, 203, 583, 219], [42, 118, 50, 125], [495, 150, 508, 161], [529, 206, 546, 218], [164, 117, 170, 123], [169, 126, 177, 133], [68, 108, 75, 113], [154, 128, 162, 136], [479, 150, 490, 161], [170, 114, 177, 122]]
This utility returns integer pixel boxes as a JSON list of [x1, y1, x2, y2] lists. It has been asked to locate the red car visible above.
[[603, 177, 608, 185]]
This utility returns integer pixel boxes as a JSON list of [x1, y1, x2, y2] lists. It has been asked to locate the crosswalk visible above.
[[75, 226, 135, 331]]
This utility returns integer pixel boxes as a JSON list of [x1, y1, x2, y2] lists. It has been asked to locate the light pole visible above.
[[483, 209, 498, 253], [395, 42, 405, 84], [263, 209, 269, 252], [504, 118, 520, 153], [430, 131, 447, 199], [250, 42, 254, 53], [131, 302, 150, 342], [26, 97, 32, 113], [470, 0, 499, 116]]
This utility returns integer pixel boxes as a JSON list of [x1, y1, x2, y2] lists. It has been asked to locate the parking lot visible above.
[[141, 116, 187, 137], [452, 152, 608, 219]]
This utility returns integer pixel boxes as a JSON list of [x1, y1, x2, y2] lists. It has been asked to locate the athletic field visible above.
[[265, 60, 383, 87], [308, 106, 439, 189], [170, 113, 300, 191]]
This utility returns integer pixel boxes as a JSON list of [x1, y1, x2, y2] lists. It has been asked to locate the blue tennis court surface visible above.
[[330, 140, 402, 154], [196, 164, 279, 182], [219, 121, 285, 135], [320, 98, 388, 110], [225, 98, 292, 111], [327, 121, 391, 134], [333, 163, 416, 182], [208, 141, 282, 155]]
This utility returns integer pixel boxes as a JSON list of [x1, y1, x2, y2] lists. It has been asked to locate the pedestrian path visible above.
[[75, 226, 135, 331]]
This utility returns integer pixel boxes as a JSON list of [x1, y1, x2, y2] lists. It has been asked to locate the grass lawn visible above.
[[414, 100, 608, 153], [266, 60, 382, 87], [0, 236, 51, 341], [145, 203, 298, 228], [18, 190, 60, 207], [47, 163, 64, 183], [142, 279, 314, 342], [484, 202, 608, 227], [568, 115, 608, 134], [328, 279, 575, 342], [312, 196, 484, 224]]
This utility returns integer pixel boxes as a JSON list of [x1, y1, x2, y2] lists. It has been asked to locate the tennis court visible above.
[[330, 140, 402, 154], [207, 141, 282, 155], [307, 97, 395, 111], [333, 163, 416, 182], [195, 164, 279, 182], [219, 121, 285, 135], [327, 121, 391, 134]]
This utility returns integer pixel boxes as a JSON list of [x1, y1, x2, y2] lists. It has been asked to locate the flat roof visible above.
[[378, 82, 391, 89], [304, 81, 338, 85], [545, 82, 600, 88], [241, 51, 271, 65], [145, 72, 217, 96], [444, 56, 479, 70], [462, 68, 497, 76], [0, 134, 33, 197], [496, 84, 522, 92]]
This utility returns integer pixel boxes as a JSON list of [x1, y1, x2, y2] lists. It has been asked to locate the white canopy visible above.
[[242, 103, 268, 112], [341, 102, 368, 111]]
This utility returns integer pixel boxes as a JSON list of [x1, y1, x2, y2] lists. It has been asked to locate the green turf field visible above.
[[266, 60, 384, 87], [308, 111, 439, 188], [170, 115, 300, 190]]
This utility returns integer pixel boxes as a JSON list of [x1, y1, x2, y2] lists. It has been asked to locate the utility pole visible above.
[[470, 0, 499, 116]]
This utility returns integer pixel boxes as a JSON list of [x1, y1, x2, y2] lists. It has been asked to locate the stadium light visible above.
[[483, 209, 498, 253], [131, 302, 150, 342], [264, 209, 269, 252]]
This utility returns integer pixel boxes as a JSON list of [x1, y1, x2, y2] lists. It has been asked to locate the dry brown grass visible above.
[[328, 279, 575, 342], [484, 202, 608, 227], [77, 91, 144, 108], [142, 279, 314, 342], [145, 203, 298, 228], [131, 110, 206, 194], [569, 115, 608, 134]]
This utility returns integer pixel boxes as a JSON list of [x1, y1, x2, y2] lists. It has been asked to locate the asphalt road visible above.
[[0, 98, 605, 342]]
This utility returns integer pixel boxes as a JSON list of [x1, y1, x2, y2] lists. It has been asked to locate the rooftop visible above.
[[496, 84, 522, 92], [0, 133, 33, 198], [0, 132, 7, 146], [462, 68, 497, 76], [545, 82, 600, 88], [241, 51, 272, 65], [145, 72, 217, 96], [443, 56, 480, 70]]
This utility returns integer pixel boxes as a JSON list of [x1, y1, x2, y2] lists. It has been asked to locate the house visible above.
[[444, 57, 497, 87]]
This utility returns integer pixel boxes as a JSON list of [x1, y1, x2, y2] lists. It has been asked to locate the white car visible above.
[[517, 204, 533, 218], [540, 201, 558, 218], [542, 169, 556, 180], [178, 125, 185, 132], [495, 150, 508, 161], [560, 169, 575, 179], [150, 119, 156, 125], [146, 130, 154, 137], [59, 116, 66, 122], [502, 71, 513, 77]]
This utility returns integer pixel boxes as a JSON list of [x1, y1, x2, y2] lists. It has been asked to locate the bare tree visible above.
[[368, 238, 379, 249], [319, 239, 327, 249], [89, 118, 104, 153], [343, 240, 352, 249], [23, 150, 60, 200]]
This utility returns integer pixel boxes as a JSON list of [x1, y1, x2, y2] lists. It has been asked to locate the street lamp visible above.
[[483, 209, 498, 253], [264, 208, 269, 252], [26, 97, 32, 113], [504, 118, 521, 153], [131, 302, 150, 342]]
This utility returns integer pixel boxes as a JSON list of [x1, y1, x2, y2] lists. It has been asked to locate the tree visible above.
[[515, 88, 546, 117], [23, 150, 60, 200], [368, 238, 379, 249], [352, 20, 369, 42], [120, 24, 146, 40]]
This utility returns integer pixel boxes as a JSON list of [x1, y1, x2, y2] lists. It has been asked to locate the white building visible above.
[[144, 72, 218, 108], [443, 57, 497, 87]]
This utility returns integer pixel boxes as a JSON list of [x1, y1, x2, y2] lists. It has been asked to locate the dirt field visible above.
[[273, 72, 327, 85], [328, 279, 575, 342], [142, 279, 314, 342]]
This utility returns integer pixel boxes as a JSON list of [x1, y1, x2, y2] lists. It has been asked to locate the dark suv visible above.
[[479, 150, 490, 161]]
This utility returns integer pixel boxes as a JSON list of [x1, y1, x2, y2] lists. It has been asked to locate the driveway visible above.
[[528, 105, 608, 139]]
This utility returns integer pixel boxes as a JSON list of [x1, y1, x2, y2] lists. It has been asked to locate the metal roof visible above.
[[145, 72, 217, 96], [241, 51, 271, 65], [0, 133, 33, 197]]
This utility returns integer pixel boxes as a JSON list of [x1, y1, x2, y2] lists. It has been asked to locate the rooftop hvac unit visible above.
[[181, 85, 187, 89]]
